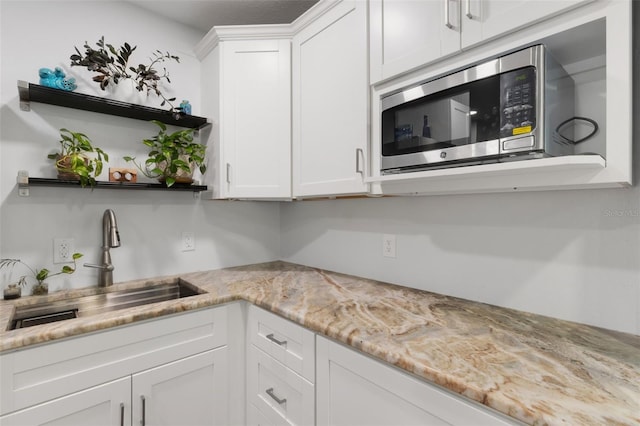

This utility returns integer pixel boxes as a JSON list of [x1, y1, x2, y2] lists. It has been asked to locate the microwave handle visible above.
[[355, 148, 364, 175], [444, 0, 453, 29]]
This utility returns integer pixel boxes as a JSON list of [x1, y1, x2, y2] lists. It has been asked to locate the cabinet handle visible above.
[[266, 387, 287, 405], [444, 0, 453, 29], [120, 403, 125, 426], [226, 163, 231, 184], [465, 0, 473, 19], [355, 148, 364, 174], [141, 395, 146, 426], [266, 333, 287, 346]]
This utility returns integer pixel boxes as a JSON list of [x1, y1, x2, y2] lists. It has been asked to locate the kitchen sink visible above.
[[10, 279, 203, 330]]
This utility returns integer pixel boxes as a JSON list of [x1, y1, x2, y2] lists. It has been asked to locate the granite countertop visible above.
[[1, 261, 638, 425]]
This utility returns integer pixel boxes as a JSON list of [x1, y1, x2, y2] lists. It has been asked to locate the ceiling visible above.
[[127, 0, 320, 33]]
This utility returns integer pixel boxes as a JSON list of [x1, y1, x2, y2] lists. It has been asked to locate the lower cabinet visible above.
[[0, 348, 227, 426], [0, 307, 232, 426], [0, 377, 130, 426], [132, 348, 228, 426], [246, 305, 315, 426], [316, 336, 520, 426], [1, 302, 527, 426]]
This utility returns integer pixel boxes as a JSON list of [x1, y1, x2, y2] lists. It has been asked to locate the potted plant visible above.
[[48, 129, 109, 188], [70, 36, 181, 111], [124, 120, 206, 187], [0, 253, 83, 296]]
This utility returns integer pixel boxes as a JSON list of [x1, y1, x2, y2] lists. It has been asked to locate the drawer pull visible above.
[[266, 387, 287, 405], [266, 333, 287, 346], [120, 403, 125, 426]]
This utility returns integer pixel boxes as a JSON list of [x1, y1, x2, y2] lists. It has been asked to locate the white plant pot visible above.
[[104, 79, 147, 105]]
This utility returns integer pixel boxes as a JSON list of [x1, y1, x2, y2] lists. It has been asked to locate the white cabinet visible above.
[[370, 0, 593, 84], [0, 377, 131, 426], [246, 305, 315, 426], [248, 346, 314, 426], [0, 308, 233, 425], [198, 32, 292, 199], [316, 336, 520, 426], [0, 349, 227, 426], [369, 0, 460, 84], [369, 0, 632, 194], [292, 0, 369, 198], [461, 0, 594, 49], [132, 348, 228, 426]]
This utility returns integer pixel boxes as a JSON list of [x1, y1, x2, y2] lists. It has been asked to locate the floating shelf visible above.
[[22, 177, 207, 193], [17, 81, 210, 129]]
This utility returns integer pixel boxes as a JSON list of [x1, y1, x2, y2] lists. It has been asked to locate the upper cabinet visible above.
[[370, 0, 594, 84], [197, 29, 292, 200], [292, 0, 369, 198], [461, 0, 594, 49], [368, 0, 632, 195], [370, 0, 460, 84]]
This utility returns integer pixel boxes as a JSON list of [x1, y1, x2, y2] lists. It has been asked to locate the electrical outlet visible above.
[[181, 231, 195, 252], [382, 234, 396, 258], [53, 238, 75, 264]]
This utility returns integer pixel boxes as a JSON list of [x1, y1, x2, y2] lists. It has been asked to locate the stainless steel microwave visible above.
[[380, 45, 575, 174]]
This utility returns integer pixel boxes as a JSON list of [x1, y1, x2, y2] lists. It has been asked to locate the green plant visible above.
[[70, 36, 180, 111], [124, 120, 206, 187], [0, 253, 83, 288], [47, 129, 109, 188]]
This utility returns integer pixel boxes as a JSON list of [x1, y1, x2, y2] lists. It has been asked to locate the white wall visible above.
[[0, 1, 280, 292], [281, 6, 640, 336]]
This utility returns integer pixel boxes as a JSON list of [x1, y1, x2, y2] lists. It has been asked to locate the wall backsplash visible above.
[[0, 1, 281, 292]]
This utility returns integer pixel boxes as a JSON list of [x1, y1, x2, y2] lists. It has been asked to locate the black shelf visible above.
[[27, 178, 207, 192], [18, 81, 210, 129]]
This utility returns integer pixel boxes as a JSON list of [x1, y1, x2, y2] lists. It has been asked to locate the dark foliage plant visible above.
[[70, 36, 181, 111]]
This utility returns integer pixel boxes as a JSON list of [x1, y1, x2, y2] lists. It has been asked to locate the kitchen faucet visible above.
[[84, 209, 120, 286]]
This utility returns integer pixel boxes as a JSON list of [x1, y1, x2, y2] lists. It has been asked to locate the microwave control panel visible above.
[[499, 66, 536, 138]]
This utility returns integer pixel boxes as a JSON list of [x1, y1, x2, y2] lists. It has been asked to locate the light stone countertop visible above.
[[1, 261, 638, 425]]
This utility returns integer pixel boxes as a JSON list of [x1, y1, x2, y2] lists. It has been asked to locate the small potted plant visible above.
[[0, 253, 83, 296], [124, 120, 206, 187], [48, 128, 109, 188], [70, 36, 181, 111]]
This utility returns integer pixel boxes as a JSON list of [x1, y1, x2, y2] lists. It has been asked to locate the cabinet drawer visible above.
[[0, 307, 227, 416], [248, 345, 314, 426], [248, 305, 315, 382]]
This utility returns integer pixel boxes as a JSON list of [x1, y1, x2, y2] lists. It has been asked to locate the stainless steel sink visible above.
[[10, 279, 203, 330]]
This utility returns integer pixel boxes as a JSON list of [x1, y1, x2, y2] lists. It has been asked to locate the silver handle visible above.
[[120, 403, 125, 426], [226, 163, 231, 183], [266, 388, 287, 405], [266, 333, 287, 346], [355, 148, 364, 174], [444, 0, 453, 29], [84, 262, 114, 271], [141, 395, 146, 426], [465, 0, 472, 19]]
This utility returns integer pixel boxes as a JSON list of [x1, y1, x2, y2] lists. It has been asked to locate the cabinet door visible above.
[[461, 0, 593, 48], [0, 377, 130, 426], [132, 347, 228, 426], [316, 336, 518, 426], [221, 39, 291, 199], [292, 0, 369, 197], [370, 0, 460, 84]]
